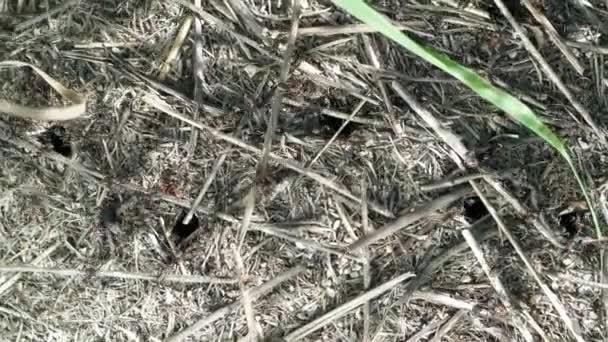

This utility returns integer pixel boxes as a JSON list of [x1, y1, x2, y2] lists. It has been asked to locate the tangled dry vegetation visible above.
[[2, 0, 608, 341]]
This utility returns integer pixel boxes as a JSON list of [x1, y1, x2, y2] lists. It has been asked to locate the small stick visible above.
[[142, 94, 393, 218], [0, 265, 237, 284], [429, 309, 468, 342], [398, 215, 497, 302], [392, 82, 470, 165], [307, 99, 366, 167], [237, 189, 256, 251], [172, 0, 279, 61], [411, 290, 477, 311], [361, 35, 401, 135], [14, 0, 79, 31], [252, 224, 360, 261], [282, 97, 387, 127], [182, 154, 227, 225], [347, 186, 472, 251], [226, 0, 265, 40], [420, 172, 490, 192], [159, 217, 188, 275], [159, 15, 193, 80], [404, 317, 450, 342], [283, 272, 415, 341], [164, 265, 305, 342], [520, 0, 584, 75], [296, 22, 431, 38], [232, 246, 260, 341], [190, 0, 204, 156], [599, 191, 608, 335], [0, 243, 60, 297], [550, 272, 608, 290], [566, 41, 608, 55], [483, 176, 564, 248], [257, 0, 300, 180], [334, 200, 358, 240], [459, 226, 535, 342], [360, 179, 372, 342]]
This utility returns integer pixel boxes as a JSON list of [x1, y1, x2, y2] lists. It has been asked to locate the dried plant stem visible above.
[[520, 0, 583, 74], [308, 99, 366, 167], [392, 82, 469, 164], [420, 172, 490, 192], [283, 272, 415, 341], [0, 243, 60, 297], [347, 186, 472, 251], [360, 179, 372, 342], [551, 272, 608, 290], [158, 15, 193, 80], [257, 0, 300, 179], [0, 265, 237, 284], [232, 246, 260, 341], [182, 154, 227, 225], [429, 309, 468, 342], [164, 266, 304, 342]]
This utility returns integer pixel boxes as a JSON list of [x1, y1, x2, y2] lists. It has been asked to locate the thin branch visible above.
[[307, 99, 366, 167], [283, 272, 415, 341], [172, 0, 279, 61], [392, 81, 471, 166], [347, 186, 472, 251], [361, 34, 401, 135], [232, 245, 261, 341], [14, 0, 79, 31], [520, 0, 584, 74], [183, 154, 227, 225], [429, 309, 468, 342], [257, 0, 301, 180], [551, 272, 608, 290], [420, 172, 490, 192], [0, 265, 237, 284], [0, 243, 60, 297], [360, 179, 372, 342], [296, 22, 431, 38], [164, 265, 304, 342]]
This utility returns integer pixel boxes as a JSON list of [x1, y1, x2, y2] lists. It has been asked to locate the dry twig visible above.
[[347, 186, 472, 251], [0, 265, 236, 284], [164, 265, 304, 342], [283, 272, 415, 341]]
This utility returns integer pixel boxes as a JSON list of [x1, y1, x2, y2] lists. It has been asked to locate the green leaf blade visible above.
[[332, 0, 602, 238]]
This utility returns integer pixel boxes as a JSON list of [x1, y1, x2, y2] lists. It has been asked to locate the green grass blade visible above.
[[332, 0, 602, 238]]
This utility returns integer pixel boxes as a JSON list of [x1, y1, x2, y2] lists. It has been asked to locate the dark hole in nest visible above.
[[39, 125, 73, 158], [463, 196, 488, 223], [487, 0, 528, 21], [559, 211, 584, 238], [100, 199, 121, 227], [173, 210, 200, 244], [66, 236, 77, 248], [317, 115, 359, 138]]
